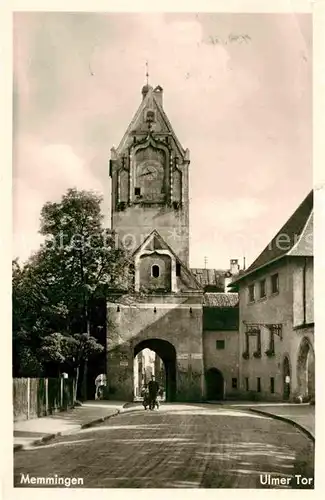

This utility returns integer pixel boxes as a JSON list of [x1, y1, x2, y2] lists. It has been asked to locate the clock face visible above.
[[136, 159, 165, 202], [140, 165, 157, 181]]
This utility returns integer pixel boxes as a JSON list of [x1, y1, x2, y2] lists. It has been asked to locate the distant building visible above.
[[230, 191, 314, 401]]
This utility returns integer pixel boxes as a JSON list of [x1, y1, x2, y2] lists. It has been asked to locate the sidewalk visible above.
[[248, 404, 315, 440], [14, 401, 129, 451], [205, 400, 315, 440]]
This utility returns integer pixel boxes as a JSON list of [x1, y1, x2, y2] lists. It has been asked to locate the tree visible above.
[[38, 188, 132, 336], [13, 188, 133, 396], [12, 256, 71, 377], [40, 332, 104, 402]]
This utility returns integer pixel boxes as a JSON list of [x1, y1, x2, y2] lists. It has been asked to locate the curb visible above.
[[249, 408, 315, 442], [14, 403, 132, 453]]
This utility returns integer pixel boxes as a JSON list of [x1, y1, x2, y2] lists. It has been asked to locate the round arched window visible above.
[[152, 265, 160, 278]]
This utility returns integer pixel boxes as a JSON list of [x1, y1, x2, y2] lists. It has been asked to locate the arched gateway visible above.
[[134, 339, 177, 402], [297, 337, 315, 400]]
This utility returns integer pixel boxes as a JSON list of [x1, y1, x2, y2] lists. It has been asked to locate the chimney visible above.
[[230, 259, 240, 275], [153, 85, 163, 106], [224, 275, 232, 293]]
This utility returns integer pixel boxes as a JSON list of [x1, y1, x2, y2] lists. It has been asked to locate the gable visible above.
[[133, 229, 202, 292], [116, 86, 185, 159], [288, 211, 313, 256]]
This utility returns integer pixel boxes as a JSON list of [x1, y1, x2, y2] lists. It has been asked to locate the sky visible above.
[[13, 12, 312, 269]]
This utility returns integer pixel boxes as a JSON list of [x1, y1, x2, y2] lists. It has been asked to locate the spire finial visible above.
[[145, 60, 149, 85]]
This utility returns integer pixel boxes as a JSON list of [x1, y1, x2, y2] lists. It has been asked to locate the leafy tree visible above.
[[40, 332, 104, 401], [38, 188, 132, 335], [13, 188, 133, 396]]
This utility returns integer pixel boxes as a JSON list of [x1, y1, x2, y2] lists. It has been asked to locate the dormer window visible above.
[[152, 265, 160, 278]]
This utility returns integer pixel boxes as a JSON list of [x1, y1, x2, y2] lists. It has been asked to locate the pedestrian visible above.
[[148, 375, 160, 410], [141, 384, 149, 410]]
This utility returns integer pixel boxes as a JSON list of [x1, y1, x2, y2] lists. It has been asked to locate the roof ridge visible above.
[[231, 190, 313, 284]]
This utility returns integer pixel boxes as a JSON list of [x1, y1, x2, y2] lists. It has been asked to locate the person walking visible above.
[[148, 375, 160, 410]]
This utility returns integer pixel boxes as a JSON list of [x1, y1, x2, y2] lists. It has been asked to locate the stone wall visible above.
[[203, 330, 239, 398], [111, 203, 189, 265], [238, 259, 314, 401], [106, 293, 204, 402], [238, 261, 294, 401]]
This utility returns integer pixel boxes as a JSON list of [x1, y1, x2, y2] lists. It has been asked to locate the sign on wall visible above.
[[177, 353, 202, 360], [178, 354, 189, 360]]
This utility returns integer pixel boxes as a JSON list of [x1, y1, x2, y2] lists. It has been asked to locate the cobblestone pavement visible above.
[[14, 404, 314, 489]]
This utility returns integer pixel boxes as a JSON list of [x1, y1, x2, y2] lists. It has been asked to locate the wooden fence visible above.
[[13, 377, 74, 422]]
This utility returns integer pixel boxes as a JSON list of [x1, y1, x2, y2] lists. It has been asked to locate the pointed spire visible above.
[[142, 60, 153, 99], [146, 60, 149, 86]]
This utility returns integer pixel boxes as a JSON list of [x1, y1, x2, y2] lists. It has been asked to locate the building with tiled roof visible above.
[[231, 190, 314, 402]]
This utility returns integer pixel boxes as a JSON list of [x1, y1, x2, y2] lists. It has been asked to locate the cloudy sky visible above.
[[13, 12, 312, 269]]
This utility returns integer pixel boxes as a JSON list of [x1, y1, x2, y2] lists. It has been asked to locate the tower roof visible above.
[[115, 84, 186, 159]]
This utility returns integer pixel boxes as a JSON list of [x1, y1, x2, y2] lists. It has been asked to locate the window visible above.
[[145, 109, 156, 122], [257, 377, 261, 392], [259, 279, 266, 298], [245, 377, 249, 391], [248, 284, 255, 302], [176, 262, 181, 277], [270, 377, 275, 394], [216, 340, 225, 350], [271, 273, 279, 294], [152, 265, 160, 278], [232, 378, 238, 389], [134, 187, 141, 196]]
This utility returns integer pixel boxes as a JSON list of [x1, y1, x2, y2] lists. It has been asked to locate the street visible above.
[[14, 404, 314, 489]]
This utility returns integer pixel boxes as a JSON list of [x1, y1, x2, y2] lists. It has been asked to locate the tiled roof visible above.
[[288, 211, 313, 256], [231, 190, 313, 284], [203, 293, 239, 308], [191, 268, 227, 289]]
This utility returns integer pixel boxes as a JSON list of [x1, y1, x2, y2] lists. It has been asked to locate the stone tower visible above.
[[109, 84, 190, 265], [106, 83, 203, 403]]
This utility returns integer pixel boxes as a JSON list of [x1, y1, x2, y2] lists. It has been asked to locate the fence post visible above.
[[45, 378, 48, 415], [27, 378, 30, 420], [60, 377, 63, 409]]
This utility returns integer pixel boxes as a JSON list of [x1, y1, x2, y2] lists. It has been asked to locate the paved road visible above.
[[14, 404, 314, 489]]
